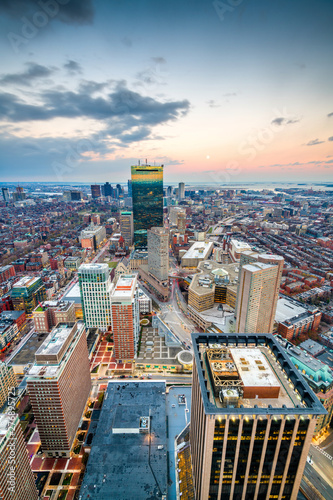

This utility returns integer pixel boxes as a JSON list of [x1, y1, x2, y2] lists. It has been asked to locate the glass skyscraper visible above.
[[131, 164, 163, 248]]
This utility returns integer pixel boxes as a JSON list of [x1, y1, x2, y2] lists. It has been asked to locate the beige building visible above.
[[27, 322, 91, 457], [236, 262, 280, 334], [190, 333, 326, 500], [0, 414, 38, 500], [120, 211, 134, 245], [0, 363, 17, 407], [181, 241, 214, 268], [147, 227, 169, 282]]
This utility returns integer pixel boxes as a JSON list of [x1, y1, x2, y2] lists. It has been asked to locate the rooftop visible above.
[[299, 339, 325, 357], [192, 333, 327, 416], [12, 276, 41, 288], [181, 241, 213, 261], [275, 296, 309, 324], [112, 274, 137, 300], [80, 381, 167, 500]]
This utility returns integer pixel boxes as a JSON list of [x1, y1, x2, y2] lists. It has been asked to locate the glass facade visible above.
[[131, 165, 163, 248], [207, 417, 311, 500]]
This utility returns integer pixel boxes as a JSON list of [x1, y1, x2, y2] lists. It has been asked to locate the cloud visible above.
[[207, 100, 220, 108], [64, 60, 82, 75], [328, 136, 333, 141], [0, 80, 190, 150], [328, 112, 333, 118], [271, 117, 300, 126], [305, 138, 325, 146], [0, 0, 94, 24], [0, 62, 55, 86], [223, 92, 237, 97], [151, 57, 166, 65]]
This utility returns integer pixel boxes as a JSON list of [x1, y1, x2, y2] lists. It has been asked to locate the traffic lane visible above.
[[304, 462, 333, 499], [308, 444, 333, 487]]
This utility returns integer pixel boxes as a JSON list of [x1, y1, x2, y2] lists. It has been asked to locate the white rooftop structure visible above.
[[230, 348, 280, 389], [275, 297, 308, 323], [112, 274, 137, 301], [181, 241, 214, 260], [12, 276, 40, 287]]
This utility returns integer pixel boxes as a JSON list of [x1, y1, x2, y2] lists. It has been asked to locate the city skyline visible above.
[[0, 0, 332, 183]]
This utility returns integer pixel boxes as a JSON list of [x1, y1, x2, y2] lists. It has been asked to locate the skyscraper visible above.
[[120, 211, 134, 245], [1, 188, 9, 202], [127, 179, 132, 197], [0, 414, 38, 500], [235, 252, 284, 327], [111, 274, 140, 361], [190, 333, 326, 500], [103, 182, 113, 197], [131, 164, 163, 248], [178, 182, 185, 200], [0, 363, 17, 408], [91, 184, 101, 198], [78, 263, 114, 329], [147, 227, 169, 282], [235, 262, 280, 334], [27, 321, 91, 457]]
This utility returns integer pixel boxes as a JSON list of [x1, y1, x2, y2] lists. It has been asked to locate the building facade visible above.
[[236, 262, 280, 334], [147, 227, 169, 282], [111, 274, 140, 361], [190, 333, 326, 500], [178, 182, 185, 200], [11, 276, 46, 313], [120, 211, 134, 245], [27, 322, 91, 457], [0, 363, 17, 408], [0, 414, 38, 500], [78, 264, 114, 329], [33, 300, 76, 333], [131, 164, 163, 248], [91, 184, 101, 198]]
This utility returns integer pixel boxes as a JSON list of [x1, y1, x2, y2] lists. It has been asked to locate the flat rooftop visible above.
[[80, 381, 167, 500], [230, 239, 252, 250], [182, 241, 213, 260], [275, 297, 308, 323], [12, 276, 40, 288], [62, 283, 81, 304], [112, 274, 137, 300], [192, 333, 327, 416]]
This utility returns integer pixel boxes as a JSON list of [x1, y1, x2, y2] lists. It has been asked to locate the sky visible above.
[[0, 0, 332, 184]]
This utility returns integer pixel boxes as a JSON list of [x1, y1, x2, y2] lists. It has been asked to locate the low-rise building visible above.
[[275, 296, 322, 340], [33, 300, 76, 333], [181, 241, 214, 268]]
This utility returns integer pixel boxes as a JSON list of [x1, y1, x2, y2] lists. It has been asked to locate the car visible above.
[[185, 409, 189, 413]]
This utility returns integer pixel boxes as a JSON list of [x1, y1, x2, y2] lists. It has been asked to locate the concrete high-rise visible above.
[[111, 274, 140, 361], [0, 363, 17, 408], [178, 182, 185, 200], [147, 227, 169, 282], [190, 333, 326, 500], [78, 263, 114, 329], [235, 262, 280, 334], [1, 188, 9, 202], [27, 321, 91, 457], [120, 211, 134, 245], [131, 164, 163, 248], [0, 414, 38, 500], [235, 252, 284, 327]]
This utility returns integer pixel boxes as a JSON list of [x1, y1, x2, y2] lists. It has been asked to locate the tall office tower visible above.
[[91, 184, 101, 198], [0, 363, 17, 407], [235, 252, 284, 322], [120, 211, 134, 245], [190, 333, 326, 500], [177, 212, 186, 234], [178, 182, 185, 200], [167, 185, 173, 197], [0, 414, 38, 500], [147, 227, 169, 282], [111, 274, 140, 361], [235, 262, 279, 334], [169, 206, 186, 225], [27, 322, 91, 457], [116, 183, 123, 199], [1, 187, 9, 202], [131, 164, 163, 248], [78, 264, 114, 329], [127, 179, 132, 197], [103, 182, 112, 197]]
